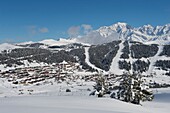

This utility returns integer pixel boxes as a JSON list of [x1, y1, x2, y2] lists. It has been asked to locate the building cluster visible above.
[[0, 61, 82, 86]]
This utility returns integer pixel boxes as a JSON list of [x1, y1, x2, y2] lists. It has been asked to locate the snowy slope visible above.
[[16, 41, 35, 45], [109, 41, 124, 74], [39, 38, 77, 46], [0, 69, 170, 113], [0, 43, 22, 53], [0, 60, 48, 72], [0, 88, 170, 113], [146, 45, 164, 75]]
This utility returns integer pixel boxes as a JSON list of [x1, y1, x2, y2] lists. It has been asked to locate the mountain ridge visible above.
[[1, 22, 169, 47], [96, 22, 170, 45]]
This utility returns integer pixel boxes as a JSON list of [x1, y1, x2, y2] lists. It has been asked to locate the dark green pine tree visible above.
[[116, 72, 154, 104]]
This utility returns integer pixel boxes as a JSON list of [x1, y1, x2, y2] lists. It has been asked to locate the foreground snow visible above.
[[0, 88, 170, 113]]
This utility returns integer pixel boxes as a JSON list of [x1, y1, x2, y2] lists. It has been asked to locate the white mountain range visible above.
[[95, 22, 170, 45], [40, 22, 170, 45], [0, 22, 170, 51]]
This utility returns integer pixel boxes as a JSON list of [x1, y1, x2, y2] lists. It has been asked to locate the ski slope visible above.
[[84, 47, 103, 72], [109, 41, 124, 75], [146, 45, 164, 75]]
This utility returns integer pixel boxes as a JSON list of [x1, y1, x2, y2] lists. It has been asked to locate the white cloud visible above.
[[27, 26, 49, 35], [67, 26, 80, 37], [67, 24, 93, 37], [77, 31, 119, 45], [81, 24, 93, 34], [39, 27, 49, 33]]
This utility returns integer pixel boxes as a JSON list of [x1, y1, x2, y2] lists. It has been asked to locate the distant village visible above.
[[0, 61, 80, 85], [0, 61, 114, 86]]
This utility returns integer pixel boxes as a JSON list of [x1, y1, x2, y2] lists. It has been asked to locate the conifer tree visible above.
[[114, 72, 154, 104], [93, 72, 109, 97]]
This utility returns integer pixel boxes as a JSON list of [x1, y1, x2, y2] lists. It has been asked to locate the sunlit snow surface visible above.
[[0, 91, 170, 113], [0, 77, 170, 113], [0, 43, 22, 53]]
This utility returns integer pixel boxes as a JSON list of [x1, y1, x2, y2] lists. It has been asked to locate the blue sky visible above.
[[0, 0, 170, 43]]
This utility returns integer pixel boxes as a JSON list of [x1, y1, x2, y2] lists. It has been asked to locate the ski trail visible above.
[[146, 45, 164, 75], [84, 47, 103, 72], [109, 41, 124, 75], [129, 42, 133, 74]]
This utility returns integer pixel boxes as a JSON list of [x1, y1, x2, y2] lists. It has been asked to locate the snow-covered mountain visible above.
[[39, 38, 77, 46], [0, 43, 23, 53], [8, 22, 169, 46], [96, 22, 170, 44]]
